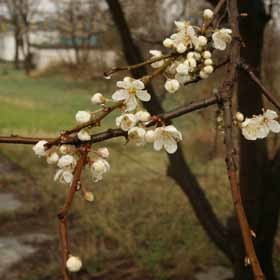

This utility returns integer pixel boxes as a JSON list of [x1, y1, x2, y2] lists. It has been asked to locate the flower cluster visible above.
[[236, 109, 280, 140], [149, 9, 232, 94], [33, 141, 110, 187]]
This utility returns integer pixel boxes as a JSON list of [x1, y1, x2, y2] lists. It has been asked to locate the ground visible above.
[[0, 65, 279, 280]]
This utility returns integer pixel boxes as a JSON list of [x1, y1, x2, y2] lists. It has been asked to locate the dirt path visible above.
[[0, 153, 53, 279]]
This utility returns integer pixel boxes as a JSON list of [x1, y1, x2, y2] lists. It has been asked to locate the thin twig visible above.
[[240, 61, 280, 112], [104, 53, 177, 77], [57, 146, 89, 280]]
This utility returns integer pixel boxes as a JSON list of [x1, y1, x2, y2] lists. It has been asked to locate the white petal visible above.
[[132, 80, 145, 90], [264, 109, 278, 120], [163, 137, 178, 154], [256, 126, 270, 139], [136, 90, 151, 102], [112, 89, 129, 101], [125, 95, 138, 111], [116, 80, 131, 89], [268, 120, 280, 133], [213, 38, 227, 50], [153, 139, 163, 151]]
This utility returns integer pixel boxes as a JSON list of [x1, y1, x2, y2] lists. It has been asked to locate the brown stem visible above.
[[57, 146, 89, 280], [221, 0, 265, 279], [104, 53, 177, 77], [240, 61, 280, 112]]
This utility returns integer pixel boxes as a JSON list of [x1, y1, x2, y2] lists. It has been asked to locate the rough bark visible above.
[[232, 1, 279, 279]]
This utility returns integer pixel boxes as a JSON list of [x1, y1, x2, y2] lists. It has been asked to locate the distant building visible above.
[[0, 30, 119, 71]]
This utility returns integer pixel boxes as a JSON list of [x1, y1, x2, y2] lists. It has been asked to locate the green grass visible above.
[[0, 67, 115, 133]]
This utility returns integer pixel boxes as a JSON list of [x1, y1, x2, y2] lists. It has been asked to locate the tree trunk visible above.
[[233, 1, 279, 279]]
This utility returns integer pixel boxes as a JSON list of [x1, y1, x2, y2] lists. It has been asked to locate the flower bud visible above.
[[91, 93, 105, 105], [163, 38, 173, 48], [203, 65, 214, 74], [176, 63, 189, 75], [84, 191, 95, 202], [47, 152, 59, 165], [203, 9, 214, 20], [135, 110, 151, 122], [235, 112, 244, 122], [198, 36, 208, 46], [77, 130, 91, 141], [59, 145, 68, 154], [203, 51, 212, 59], [187, 52, 195, 60], [204, 58, 213, 65], [164, 79, 180, 93], [97, 147, 110, 158], [75, 111, 91, 124], [176, 43, 187, 53], [32, 140, 48, 157], [199, 70, 209, 79], [66, 255, 82, 272]]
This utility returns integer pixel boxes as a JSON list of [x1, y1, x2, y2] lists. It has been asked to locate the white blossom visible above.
[[199, 70, 209, 79], [96, 147, 110, 159], [166, 21, 201, 53], [175, 73, 192, 84], [241, 116, 269, 140], [165, 79, 180, 93], [91, 158, 110, 182], [128, 127, 146, 146], [47, 152, 59, 165], [235, 112, 244, 122], [212, 28, 232, 50], [112, 77, 151, 111], [66, 255, 82, 272], [241, 109, 280, 140], [153, 125, 182, 154], [163, 38, 174, 48], [263, 109, 280, 133], [59, 145, 69, 154], [135, 110, 151, 122], [33, 140, 48, 157], [116, 113, 137, 131], [198, 35, 208, 46], [54, 169, 74, 185], [145, 130, 156, 143], [176, 63, 189, 75], [77, 129, 91, 141], [204, 58, 213, 65], [91, 93, 105, 105], [203, 65, 214, 74], [203, 9, 214, 20], [149, 50, 164, 68], [75, 111, 91, 124], [57, 155, 76, 169], [203, 51, 212, 59]]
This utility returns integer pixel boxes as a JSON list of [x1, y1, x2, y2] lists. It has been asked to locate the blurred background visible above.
[[0, 0, 279, 279]]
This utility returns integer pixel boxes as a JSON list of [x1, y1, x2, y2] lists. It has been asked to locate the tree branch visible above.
[[240, 61, 280, 111]]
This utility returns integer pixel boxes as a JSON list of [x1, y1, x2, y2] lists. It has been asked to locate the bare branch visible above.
[[240, 61, 280, 112]]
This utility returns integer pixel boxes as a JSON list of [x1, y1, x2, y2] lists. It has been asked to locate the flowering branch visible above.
[[0, 95, 218, 146], [58, 145, 89, 280], [0, 0, 279, 278]]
